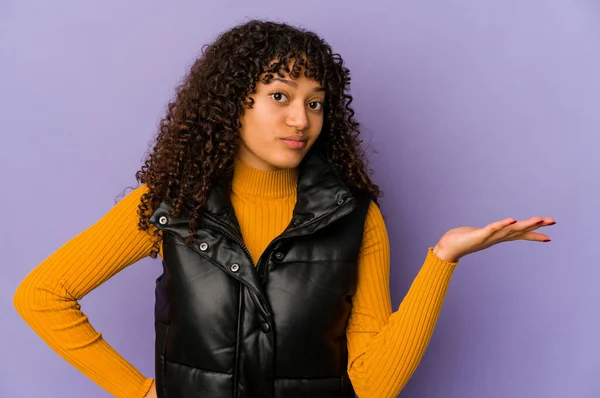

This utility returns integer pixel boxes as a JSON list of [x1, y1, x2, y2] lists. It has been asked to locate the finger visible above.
[[486, 217, 554, 241], [493, 217, 546, 241], [522, 217, 557, 232], [538, 217, 556, 226], [486, 218, 518, 233], [505, 217, 546, 232], [502, 230, 550, 242]]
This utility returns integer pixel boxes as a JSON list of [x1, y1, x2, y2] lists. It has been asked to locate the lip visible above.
[[280, 137, 307, 149], [280, 136, 307, 142]]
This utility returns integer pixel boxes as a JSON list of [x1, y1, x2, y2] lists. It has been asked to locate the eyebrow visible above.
[[271, 78, 326, 92]]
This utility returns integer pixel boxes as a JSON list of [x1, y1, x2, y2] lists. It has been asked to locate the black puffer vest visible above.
[[149, 154, 373, 398]]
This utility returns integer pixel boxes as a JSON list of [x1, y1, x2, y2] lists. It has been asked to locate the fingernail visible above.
[[548, 222, 556, 225], [542, 239, 551, 242]]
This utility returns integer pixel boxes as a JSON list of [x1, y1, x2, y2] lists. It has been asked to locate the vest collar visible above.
[[204, 152, 355, 227], [150, 152, 358, 247]]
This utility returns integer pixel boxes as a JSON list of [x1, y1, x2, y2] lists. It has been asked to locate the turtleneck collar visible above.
[[231, 157, 298, 199]]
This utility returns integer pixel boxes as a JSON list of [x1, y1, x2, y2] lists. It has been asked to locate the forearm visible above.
[[348, 248, 457, 398], [14, 266, 154, 397]]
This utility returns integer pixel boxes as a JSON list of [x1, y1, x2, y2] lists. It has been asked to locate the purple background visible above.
[[2, 1, 598, 397]]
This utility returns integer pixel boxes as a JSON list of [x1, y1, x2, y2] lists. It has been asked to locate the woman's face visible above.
[[237, 68, 326, 171]]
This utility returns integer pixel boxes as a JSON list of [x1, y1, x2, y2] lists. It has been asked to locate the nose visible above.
[[285, 102, 309, 131]]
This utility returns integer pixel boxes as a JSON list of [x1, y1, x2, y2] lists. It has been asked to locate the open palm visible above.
[[433, 217, 556, 263]]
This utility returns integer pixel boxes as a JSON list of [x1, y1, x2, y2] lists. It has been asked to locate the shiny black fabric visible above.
[[149, 154, 373, 398]]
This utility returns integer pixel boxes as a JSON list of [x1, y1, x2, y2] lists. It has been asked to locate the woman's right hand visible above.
[[143, 380, 157, 398]]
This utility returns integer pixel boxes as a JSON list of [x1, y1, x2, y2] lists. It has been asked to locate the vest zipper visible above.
[[199, 218, 271, 284], [200, 200, 354, 284], [255, 200, 355, 284], [201, 221, 270, 284], [199, 223, 255, 266]]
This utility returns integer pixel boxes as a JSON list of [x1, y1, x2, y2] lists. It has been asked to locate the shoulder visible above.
[[365, 200, 387, 234], [114, 183, 149, 204]]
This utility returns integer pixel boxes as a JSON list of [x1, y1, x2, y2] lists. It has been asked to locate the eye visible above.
[[308, 101, 323, 111], [270, 91, 288, 103]]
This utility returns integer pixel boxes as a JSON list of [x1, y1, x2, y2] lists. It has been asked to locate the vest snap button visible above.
[[337, 198, 345, 205], [230, 263, 240, 273], [199, 242, 208, 251], [260, 322, 271, 333], [274, 252, 284, 260], [158, 215, 168, 225]]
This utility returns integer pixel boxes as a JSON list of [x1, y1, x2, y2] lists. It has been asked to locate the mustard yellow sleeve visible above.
[[347, 201, 458, 398], [13, 184, 157, 398]]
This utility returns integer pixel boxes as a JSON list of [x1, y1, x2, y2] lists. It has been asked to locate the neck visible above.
[[231, 157, 298, 199]]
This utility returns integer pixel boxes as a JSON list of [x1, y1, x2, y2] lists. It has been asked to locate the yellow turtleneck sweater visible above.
[[13, 158, 458, 398]]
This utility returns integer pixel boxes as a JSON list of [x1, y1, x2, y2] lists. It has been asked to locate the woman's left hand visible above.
[[432, 216, 556, 263]]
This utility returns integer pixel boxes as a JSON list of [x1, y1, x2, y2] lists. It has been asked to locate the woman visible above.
[[13, 20, 554, 398]]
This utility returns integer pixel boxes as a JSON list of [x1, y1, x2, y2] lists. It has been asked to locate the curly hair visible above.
[[134, 19, 381, 258]]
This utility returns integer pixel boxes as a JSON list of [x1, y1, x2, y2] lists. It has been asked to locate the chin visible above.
[[268, 152, 306, 170]]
